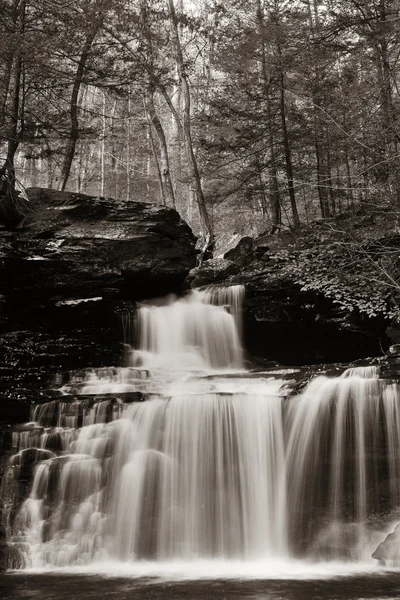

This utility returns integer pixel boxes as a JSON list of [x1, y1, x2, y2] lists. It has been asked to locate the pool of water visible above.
[[2, 564, 400, 600], [2, 573, 400, 600]]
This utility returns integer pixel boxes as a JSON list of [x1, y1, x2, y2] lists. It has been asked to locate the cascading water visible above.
[[133, 288, 244, 371], [2, 287, 400, 573], [2, 287, 288, 568], [287, 366, 400, 560]]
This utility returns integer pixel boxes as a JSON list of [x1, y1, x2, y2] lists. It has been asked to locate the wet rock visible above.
[[243, 284, 389, 365], [188, 258, 240, 287], [5, 187, 197, 301], [0, 541, 25, 572], [387, 323, 400, 346], [372, 523, 400, 565], [0, 189, 197, 425], [40, 429, 63, 452], [379, 353, 400, 379]]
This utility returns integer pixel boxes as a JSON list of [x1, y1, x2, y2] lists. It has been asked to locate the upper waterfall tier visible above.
[[132, 286, 244, 373]]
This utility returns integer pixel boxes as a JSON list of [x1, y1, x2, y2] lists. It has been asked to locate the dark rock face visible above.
[[3, 187, 197, 300], [243, 281, 389, 366], [187, 236, 391, 365], [0, 188, 197, 423]]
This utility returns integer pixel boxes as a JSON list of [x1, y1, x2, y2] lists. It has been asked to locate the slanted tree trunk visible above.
[[60, 20, 102, 191], [144, 88, 176, 208], [146, 116, 165, 205], [138, 1, 176, 208], [167, 0, 214, 243]]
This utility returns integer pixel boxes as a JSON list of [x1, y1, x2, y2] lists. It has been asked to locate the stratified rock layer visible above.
[[0, 188, 197, 422]]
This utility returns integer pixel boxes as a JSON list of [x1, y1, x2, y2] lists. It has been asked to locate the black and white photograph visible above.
[[1, 0, 400, 598]]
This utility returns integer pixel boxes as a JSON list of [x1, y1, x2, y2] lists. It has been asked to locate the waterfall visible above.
[[2, 286, 400, 571], [132, 289, 244, 372], [287, 370, 400, 560], [3, 286, 286, 567]]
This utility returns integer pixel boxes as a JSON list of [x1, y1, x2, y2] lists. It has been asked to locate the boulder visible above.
[[188, 258, 240, 288], [372, 523, 400, 565], [2, 187, 197, 301], [223, 236, 256, 265]]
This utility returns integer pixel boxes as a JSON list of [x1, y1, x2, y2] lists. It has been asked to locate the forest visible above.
[[1, 0, 400, 320]]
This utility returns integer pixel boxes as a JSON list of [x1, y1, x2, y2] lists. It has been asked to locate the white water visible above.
[[287, 369, 400, 560], [133, 289, 243, 372], [21, 558, 397, 580], [3, 287, 400, 575]]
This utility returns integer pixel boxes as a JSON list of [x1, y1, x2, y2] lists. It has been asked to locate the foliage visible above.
[[264, 214, 400, 320], [1, 0, 400, 245]]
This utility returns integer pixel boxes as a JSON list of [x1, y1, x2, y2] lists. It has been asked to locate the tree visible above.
[[167, 0, 214, 241]]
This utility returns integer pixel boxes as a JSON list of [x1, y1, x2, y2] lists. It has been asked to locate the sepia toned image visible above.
[[1, 1, 400, 599]]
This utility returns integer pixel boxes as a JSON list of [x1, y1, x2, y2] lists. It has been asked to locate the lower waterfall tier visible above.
[[2, 369, 400, 569]]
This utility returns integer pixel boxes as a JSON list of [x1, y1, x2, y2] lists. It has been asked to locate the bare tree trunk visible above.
[[267, 98, 282, 229], [126, 96, 131, 201], [100, 91, 106, 196], [0, 0, 20, 134], [0, 57, 13, 133], [146, 117, 165, 205], [375, 5, 400, 202], [5, 46, 23, 187], [60, 21, 101, 191], [326, 133, 335, 215], [167, 0, 213, 241], [2, 0, 26, 187], [256, 0, 281, 230], [344, 146, 354, 207], [306, 0, 330, 219], [279, 70, 300, 228], [171, 0, 184, 211], [77, 143, 84, 192], [0, 0, 28, 228], [258, 170, 268, 217], [170, 78, 183, 207], [315, 134, 330, 217], [341, 92, 354, 208], [144, 89, 176, 208]]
